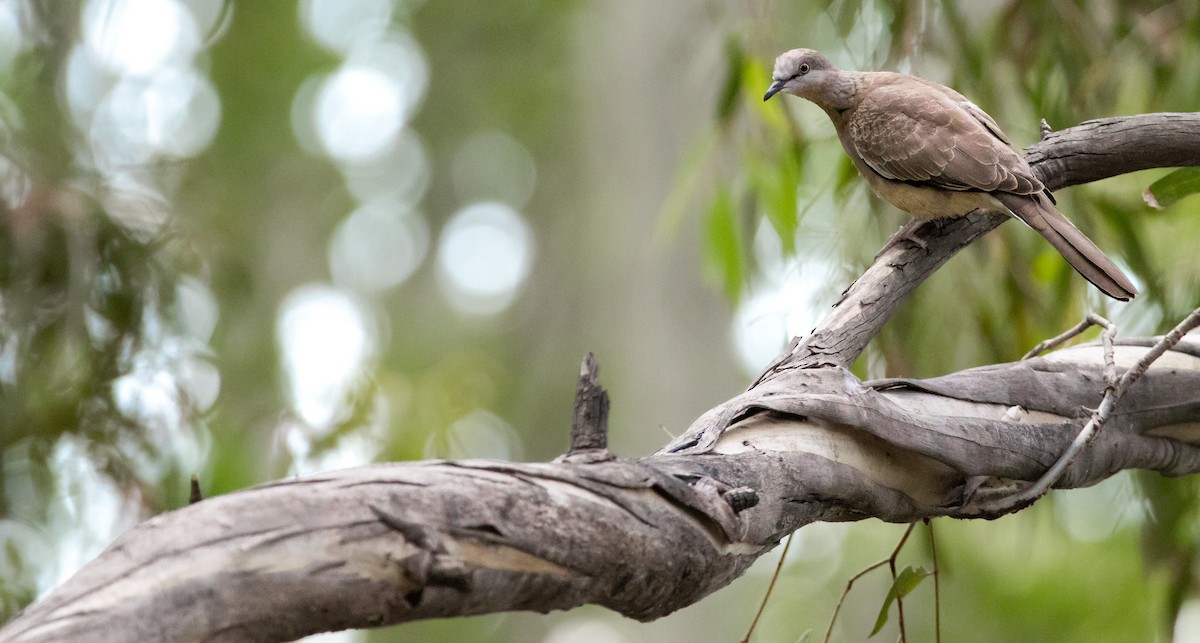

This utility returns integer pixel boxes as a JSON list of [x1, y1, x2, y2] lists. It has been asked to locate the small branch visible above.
[[562, 352, 611, 459], [1020, 313, 1112, 360], [927, 519, 940, 643], [825, 562, 889, 643], [1021, 313, 1119, 390], [1117, 307, 1200, 389], [189, 475, 203, 504], [889, 526, 912, 643], [763, 212, 1003, 375], [824, 524, 917, 643], [967, 306, 1200, 517]]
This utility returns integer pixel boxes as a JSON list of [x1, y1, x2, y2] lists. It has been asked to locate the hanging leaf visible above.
[[1143, 167, 1200, 209], [703, 186, 746, 302], [746, 149, 801, 255], [870, 566, 931, 637], [753, 57, 791, 132], [716, 38, 745, 122]]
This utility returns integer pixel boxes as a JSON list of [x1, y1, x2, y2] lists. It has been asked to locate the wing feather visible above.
[[846, 78, 1040, 195]]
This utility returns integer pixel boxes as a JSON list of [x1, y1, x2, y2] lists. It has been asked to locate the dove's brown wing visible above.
[[846, 78, 1039, 194], [844, 76, 1136, 301]]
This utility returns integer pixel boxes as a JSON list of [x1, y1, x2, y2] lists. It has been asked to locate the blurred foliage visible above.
[[0, 0, 205, 617], [0, 0, 588, 628], [0, 0, 1199, 641]]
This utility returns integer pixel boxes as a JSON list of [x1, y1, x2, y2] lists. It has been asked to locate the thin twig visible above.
[[824, 524, 916, 643], [926, 519, 940, 643], [1116, 307, 1200, 389], [972, 306, 1200, 516], [1020, 313, 1113, 361], [742, 534, 795, 643], [825, 560, 891, 643], [891, 525, 916, 643], [1100, 317, 1118, 388]]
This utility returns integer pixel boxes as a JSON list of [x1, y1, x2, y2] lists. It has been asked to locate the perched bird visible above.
[[763, 49, 1137, 301]]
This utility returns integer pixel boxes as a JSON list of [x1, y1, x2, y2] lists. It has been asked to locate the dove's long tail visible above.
[[995, 191, 1137, 301]]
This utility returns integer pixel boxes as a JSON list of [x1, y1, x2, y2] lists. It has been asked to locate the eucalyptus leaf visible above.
[[870, 566, 931, 637], [1143, 167, 1200, 209], [716, 38, 744, 122], [704, 186, 746, 301]]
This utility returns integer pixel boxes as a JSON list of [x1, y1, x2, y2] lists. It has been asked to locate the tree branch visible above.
[[1029, 113, 1200, 191], [3, 113, 1200, 642]]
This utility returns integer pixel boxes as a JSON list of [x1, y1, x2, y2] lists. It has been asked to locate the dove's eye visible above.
[[799, 63, 810, 75]]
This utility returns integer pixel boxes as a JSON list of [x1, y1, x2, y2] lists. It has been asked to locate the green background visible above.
[[2, 0, 1199, 641]]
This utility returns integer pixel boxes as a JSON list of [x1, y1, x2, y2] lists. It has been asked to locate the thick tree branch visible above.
[[6, 337, 1199, 642], [3, 113, 1200, 642], [1028, 113, 1200, 191]]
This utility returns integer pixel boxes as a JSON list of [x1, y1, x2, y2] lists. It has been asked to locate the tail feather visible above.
[[994, 192, 1137, 301]]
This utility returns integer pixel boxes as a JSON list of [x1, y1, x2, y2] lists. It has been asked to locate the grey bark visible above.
[[2, 112, 1200, 643]]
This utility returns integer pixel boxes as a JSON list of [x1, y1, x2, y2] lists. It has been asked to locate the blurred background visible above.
[[1, 0, 1199, 641]]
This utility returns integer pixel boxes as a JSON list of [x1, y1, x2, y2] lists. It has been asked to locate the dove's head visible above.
[[763, 49, 840, 102]]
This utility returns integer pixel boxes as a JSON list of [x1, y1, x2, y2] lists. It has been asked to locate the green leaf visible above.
[[746, 151, 800, 255], [703, 186, 746, 302], [716, 38, 745, 122], [1143, 167, 1200, 209], [752, 56, 791, 131], [654, 129, 716, 240], [870, 566, 931, 637]]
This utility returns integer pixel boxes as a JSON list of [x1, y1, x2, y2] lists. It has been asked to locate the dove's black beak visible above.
[[763, 79, 785, 101]]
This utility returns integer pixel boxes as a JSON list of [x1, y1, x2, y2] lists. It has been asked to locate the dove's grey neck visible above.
[[799, 70, 865, 120]]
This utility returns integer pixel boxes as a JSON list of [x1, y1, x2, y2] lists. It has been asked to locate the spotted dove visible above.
[[764, 48, 1137, 301]]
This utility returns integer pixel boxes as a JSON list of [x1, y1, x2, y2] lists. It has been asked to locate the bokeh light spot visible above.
[[176, 277, 219, 344], [437, 202, 535, 315], [300, 0, 392, 54], [82, 0, 198, 77], [295, 33, 427, 166], [315, 66, 403, 162], [92, 68, 221, 164], [277, 285, 375, 429], [731, 221, 835, 374], [329, 204, 429, 294], [1176, 599, 1200, 643], [46, 436, 142, 588], [732, 273, 823, 375]]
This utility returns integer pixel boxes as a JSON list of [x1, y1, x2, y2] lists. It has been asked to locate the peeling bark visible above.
[[3, 113, 1200, 642]]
